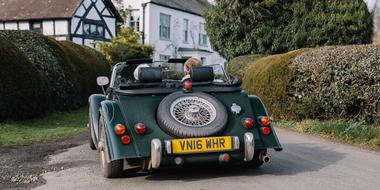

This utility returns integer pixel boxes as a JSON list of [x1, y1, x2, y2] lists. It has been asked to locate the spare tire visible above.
[[157, 91, 228, 138]]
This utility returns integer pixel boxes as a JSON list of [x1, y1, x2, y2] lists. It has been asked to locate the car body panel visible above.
[[88, 94, 106, 144], [96, 90, 282, 162]]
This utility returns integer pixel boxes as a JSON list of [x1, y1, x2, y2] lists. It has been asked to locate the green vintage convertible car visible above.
[[88, 58, 282, 178]]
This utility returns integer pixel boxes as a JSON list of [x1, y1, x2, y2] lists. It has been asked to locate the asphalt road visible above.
[[34, 128, 380, 190]]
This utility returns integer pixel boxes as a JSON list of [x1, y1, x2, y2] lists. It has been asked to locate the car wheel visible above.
[[99, 113, 123, 178], [157, 91, 228, 138], [88, 105, 97, 150], [245, 149, 266, 168]]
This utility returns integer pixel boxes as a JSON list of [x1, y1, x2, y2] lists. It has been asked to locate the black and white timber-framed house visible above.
[[0, 0, 123, 47]]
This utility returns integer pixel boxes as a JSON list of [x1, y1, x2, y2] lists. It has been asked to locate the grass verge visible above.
[[276, 120, 380, 151], [0, 108, 87, 147]]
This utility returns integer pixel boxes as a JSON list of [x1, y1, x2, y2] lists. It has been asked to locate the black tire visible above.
[[88, 126, 97, 150], [157, 91, 228, 138], [88, 104, 97, 150], [245, 149, 266, 168], [99, 114, 123, 178]]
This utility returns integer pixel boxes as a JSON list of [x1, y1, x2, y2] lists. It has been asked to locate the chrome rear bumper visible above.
[[150, 133, 255, 169]]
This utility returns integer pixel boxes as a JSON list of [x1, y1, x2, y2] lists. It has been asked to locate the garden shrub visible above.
[[243, 45, 380, 124], [0, 31, 110, 121], [0, 31, 78, 110], [206, 0, 372, 60], [99, 27, 154, 65], [0, 37, 50, 121], [227, 55, 262, 79], [243, 49, 308, 119]]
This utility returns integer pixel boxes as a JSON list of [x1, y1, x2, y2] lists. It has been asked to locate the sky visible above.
[[365, 0, 377, 11]]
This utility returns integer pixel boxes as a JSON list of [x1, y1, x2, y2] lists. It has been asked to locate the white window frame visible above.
[[160, 13, 171, 40], [199, 23, 208, 47], [183, 19, 189, 43]]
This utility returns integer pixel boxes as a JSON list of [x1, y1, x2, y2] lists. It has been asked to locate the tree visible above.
[[205, 0, 373, 60], [99, 27, 154, 64]]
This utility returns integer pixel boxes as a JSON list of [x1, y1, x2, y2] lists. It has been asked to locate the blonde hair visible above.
[[184, 58, 202, 74]]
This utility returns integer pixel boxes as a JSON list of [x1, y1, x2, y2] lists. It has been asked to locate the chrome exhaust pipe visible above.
[[260, 154, 270, 163]]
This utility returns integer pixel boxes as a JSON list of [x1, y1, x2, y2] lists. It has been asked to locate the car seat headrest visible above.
[[190, 67, 214, 82], [139, 67, 163, 83]]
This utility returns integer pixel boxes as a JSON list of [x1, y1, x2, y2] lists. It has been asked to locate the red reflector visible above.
[[261, 127, 271, 135], [121, 135, 132, 145], [244, 118, 254, 129], [114, 124, 126, 135], [261, 116, 271, 126], [184, 81, 192, 90], [135, 123, 147, 135]]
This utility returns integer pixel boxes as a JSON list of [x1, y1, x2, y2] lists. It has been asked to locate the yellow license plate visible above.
[[172, 136, 233, 154]]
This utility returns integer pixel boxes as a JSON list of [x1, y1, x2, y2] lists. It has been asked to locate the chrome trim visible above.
[[165, 140, 172, 154], [233, 136, 240, 150], [151, 139, 162, 169], [244, 132, 255, 161]]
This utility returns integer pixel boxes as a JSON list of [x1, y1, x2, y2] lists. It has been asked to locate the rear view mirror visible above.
[[97, 76, 109, 86]]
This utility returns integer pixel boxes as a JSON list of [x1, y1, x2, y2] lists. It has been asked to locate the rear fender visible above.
[[89, 94, 106, 144], [249, 95, 282, 150], [100, 101, 138, 161]]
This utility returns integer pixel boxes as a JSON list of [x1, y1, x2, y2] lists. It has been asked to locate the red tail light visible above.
[[184, 81, 192, 90], [121, 135, 132, 145], [134, 123, 147, 135], [260, 116, 271, 126], [244, 118, 254, 129], [261, 127, 271, 135], [115, 124, 126, 135]]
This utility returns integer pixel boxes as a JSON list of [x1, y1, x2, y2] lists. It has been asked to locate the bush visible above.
[[0, 31, 78, 110], [243, 49, 308, 119], [243, 45, 380, 125], [0, 31, 110, 121], [228, 55, 262, 78], [99, 27, 154, 64], [205, 0, 372, 60], [0, 36, 50, 120]]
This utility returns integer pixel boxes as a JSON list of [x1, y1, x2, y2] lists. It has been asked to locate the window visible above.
[[199, 23, 208, 46], [183, 19, 189, 43], [159, 54, 170, 61], [30, 21, 42, 33], [83, 22, 105, 38], [160, 13, 171, 40], [129, 16, 140, 32]]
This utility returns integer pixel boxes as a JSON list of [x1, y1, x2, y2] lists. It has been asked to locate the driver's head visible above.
[[184, 58, 202, 75]]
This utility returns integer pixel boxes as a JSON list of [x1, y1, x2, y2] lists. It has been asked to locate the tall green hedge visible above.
[[205, 0, 373, 60], [243, 45, 380, 124], [0, 31, 110, 121], [0, 37, 50, 120]]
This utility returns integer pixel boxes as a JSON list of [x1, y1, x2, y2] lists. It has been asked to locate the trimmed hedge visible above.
[[243, 45, 380, 124], [0, 31, 109, 121], [228, 54, 262, 79], [0, 36, 50, 120]]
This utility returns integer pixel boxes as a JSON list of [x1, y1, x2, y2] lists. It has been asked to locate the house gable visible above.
[[70, 0, 119, 47]]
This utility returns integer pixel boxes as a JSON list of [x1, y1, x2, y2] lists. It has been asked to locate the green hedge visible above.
[[227, 54, 262, 79], [0, 31, 110, 121], [0, 37, 50, 120], [243, 45, 380, 124]]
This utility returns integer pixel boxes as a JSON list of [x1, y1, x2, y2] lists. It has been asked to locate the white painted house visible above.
[[114, 0, 226, 67], [0, 0, 123, 47]]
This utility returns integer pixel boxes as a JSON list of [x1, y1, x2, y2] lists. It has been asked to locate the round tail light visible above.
[[261, 116, 271, 126], [184, 81, 192, 90], [121, 135, 132, 145], [135, 123, 147, 135], [244, 118, 254, 129], [261, 127, 271, 135], [115, 124, 126, 135]]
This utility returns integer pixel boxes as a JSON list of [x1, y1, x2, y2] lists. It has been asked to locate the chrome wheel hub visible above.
[[170, 96, 216, 127]]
